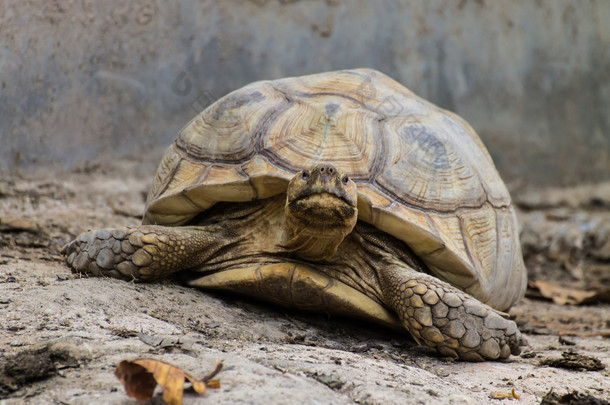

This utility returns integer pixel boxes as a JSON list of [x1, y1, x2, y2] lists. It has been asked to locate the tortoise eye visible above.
[[342, 175, 349, 185], [301, 170, 310, 181]]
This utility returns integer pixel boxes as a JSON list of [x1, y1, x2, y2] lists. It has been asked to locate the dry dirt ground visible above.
[[1, 159, 609, 405]]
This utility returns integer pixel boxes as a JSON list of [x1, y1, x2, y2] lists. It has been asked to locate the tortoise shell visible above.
[[143, 69, 526, 311]]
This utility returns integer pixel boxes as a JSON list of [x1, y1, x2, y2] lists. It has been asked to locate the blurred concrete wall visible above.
[[1, 0, 609, 187]]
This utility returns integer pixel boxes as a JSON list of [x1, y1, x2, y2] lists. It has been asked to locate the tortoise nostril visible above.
[[319, 165, 335, 175], [317, 165, 338, 183]]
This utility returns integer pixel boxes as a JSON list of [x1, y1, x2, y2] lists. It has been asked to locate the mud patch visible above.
[[540, 351, 605, 372], [0, 339, 92, 396], [540, 390, 610, 405]]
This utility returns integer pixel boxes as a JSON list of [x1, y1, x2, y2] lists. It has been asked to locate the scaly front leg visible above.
[[62, 225, 224, 281], [378, 265, 526, 361]]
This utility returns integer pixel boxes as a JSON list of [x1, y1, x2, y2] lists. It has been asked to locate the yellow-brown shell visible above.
[[144, 69, 526, 311]]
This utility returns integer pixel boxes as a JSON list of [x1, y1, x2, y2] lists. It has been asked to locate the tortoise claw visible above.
[[63, 228, 136, 279]]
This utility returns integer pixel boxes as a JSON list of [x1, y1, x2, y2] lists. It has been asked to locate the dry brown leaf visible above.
[[114, 358, 222, 405], [530, 280, 610, 305], [491, 387, 520, 399]]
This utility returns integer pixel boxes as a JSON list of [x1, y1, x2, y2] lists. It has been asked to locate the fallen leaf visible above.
[[529, 280, 610, 305], [491, 387, 520, 400], [114, 360, 157, 402], [114, 358, 222, 405]]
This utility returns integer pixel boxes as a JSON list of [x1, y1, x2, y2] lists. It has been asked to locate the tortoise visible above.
[[63, 68, 527, 361]]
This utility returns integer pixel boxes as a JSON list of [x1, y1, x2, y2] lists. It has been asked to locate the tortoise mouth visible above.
[[289, 189, 356, 208], [287, 192, 357, 224]]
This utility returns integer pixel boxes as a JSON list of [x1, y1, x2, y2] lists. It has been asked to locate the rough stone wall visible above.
[[1, 0, 608, 186]]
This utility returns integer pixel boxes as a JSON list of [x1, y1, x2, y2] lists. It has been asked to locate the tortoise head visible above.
[[284, 163, 358, 261]]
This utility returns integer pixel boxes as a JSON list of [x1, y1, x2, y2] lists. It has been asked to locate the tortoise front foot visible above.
[[382, 272, 526, 361], [62, 226, 199, 281]]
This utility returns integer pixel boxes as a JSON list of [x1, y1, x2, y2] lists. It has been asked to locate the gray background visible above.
[[1, 0, 608, 187]]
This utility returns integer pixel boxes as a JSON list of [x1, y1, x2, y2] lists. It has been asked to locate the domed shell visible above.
[[144, 69, 526, 311]]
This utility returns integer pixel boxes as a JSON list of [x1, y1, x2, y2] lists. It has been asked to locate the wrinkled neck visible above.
[[283, 211, 356, 261], [282, 227, 348, 261]]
